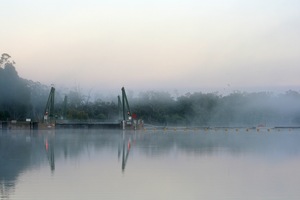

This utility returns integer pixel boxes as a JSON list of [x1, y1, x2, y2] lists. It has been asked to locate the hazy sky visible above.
[[1, 0, 300, 93]]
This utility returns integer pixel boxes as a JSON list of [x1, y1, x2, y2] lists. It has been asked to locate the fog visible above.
[[2, 0, 300, 93], [129, 90, 300, 127], [1, 56, 300, 127]]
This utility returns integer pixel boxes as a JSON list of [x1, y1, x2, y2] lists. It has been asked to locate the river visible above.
[[1, 128, 300, 200]]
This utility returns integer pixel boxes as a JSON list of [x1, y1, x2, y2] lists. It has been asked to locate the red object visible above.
[[45, 140, 49, 151], [132, 113, 137, 119], [127, 141, 131, 150]]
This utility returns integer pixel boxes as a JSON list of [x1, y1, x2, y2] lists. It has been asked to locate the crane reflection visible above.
[[45, 138, 55, 172], [119, 131, 136, 172]]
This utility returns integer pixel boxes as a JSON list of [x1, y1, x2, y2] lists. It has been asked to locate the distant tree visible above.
[[177, 92, 220, 126], [0, 53, 12, 67], [0, 61, 31, 120], [0, 53, 52, 121], [132, 91, 175, 124]]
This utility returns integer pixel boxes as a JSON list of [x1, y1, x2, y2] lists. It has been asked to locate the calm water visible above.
[[1, 128, 300, 200]]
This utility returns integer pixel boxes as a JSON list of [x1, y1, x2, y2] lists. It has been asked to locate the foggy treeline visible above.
[[0, 59, 50, 120], [1, 55, 300, 127], [131, 90, 300, 127]]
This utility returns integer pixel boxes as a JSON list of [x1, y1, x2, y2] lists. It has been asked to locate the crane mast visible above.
[[44, 87, 55, 122], [121, 87, 131, 121]]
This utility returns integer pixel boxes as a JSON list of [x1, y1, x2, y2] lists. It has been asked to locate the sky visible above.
[[1, 0, 300, 94]]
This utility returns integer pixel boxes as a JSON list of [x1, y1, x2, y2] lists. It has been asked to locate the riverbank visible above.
[[1, 121, 53, 130]]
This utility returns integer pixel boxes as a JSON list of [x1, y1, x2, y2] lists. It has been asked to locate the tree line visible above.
[[55, 87, 300, 127], [130, 90, 300, 127], [1, 54, 300, 126]]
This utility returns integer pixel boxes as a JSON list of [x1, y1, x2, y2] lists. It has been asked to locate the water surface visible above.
[[1, 128, 300, 200]]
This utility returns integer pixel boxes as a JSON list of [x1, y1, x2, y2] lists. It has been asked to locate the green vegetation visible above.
[[130, 90, 300, 126], [1, 53, 300, 126], [0, 54, 49, 121]]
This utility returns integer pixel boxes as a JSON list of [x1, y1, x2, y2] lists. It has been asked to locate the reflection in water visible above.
[[1, 129, 300, 199], [0, 130, 56, 199], [121, 131, 132, 172], [0, 132, 29, 199], [45, 138, 55, 172]]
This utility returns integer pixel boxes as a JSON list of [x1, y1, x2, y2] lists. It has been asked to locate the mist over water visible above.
[[1, 57, 300, 128], [1, 129, 300, 200], [2, 64, 300, 127], [2, 0, 300, 198]]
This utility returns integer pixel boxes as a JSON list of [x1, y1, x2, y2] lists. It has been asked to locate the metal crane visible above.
[[44, 87, 55, 122], [121, 87, 131, 121]]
